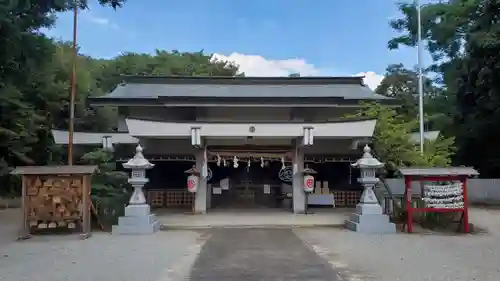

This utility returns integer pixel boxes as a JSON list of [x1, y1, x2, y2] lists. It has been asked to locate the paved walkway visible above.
[[189, 228, 341, 281]]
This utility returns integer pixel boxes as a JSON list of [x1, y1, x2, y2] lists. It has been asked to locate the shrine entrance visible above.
[[207, 145, 291, 210]]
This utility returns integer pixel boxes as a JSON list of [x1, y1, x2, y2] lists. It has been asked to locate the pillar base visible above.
[[345, 203, 396, 234], [112, 204, 160, 235]]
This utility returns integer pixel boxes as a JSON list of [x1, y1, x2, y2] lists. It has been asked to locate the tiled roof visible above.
[[91, 76, 392, 100]]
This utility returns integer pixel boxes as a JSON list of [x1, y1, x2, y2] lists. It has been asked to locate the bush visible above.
[[80, 148, 129, 198]]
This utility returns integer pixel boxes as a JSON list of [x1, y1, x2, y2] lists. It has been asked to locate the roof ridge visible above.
[[120, 75, 366, 86]]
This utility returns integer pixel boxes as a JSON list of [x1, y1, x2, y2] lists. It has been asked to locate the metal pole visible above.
[[68, 1, 78, 165], [416, 0, 425, 154]]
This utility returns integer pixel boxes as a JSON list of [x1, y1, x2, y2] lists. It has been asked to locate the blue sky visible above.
[[45, 0, 430, 89]]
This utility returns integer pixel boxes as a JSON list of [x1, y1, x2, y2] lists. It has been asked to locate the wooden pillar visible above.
[[194, 149, 207, 214], [81, 175, 92, 239], [292, 140, 305, 213], [462, 176, 470, 233], [18, 176, 31, 240], [404, 175, 413, 233]]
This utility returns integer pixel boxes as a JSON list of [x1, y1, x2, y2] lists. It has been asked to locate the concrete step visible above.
[[160, 223, 345, 231], [345, 219, 396, 234], [349, 213, 389, 224], [112, 220, 160, 235], [124, 204, 151, 217], [118, 214, 156, 226]]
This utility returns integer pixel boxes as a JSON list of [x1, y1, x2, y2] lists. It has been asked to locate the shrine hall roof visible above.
[[90, 76, 395, 105]]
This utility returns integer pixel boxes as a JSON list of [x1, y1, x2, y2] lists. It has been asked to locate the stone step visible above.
[[349, 213, 389, 224], [355, 204, 383, 215], [112, 220, 160, 235], [345, 219, 396, 234], [124, 204, 151, 217], [118, 214, 157, 226]]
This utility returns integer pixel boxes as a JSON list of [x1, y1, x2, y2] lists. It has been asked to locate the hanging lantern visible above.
[[184, 166, 200, 193], [302, 167, 317, 193]]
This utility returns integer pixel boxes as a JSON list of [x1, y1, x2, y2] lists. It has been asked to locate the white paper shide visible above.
[[422, 182, 464, 209]]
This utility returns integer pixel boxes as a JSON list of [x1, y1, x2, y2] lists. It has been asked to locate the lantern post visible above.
[[345, 145, 396, 233], [112, 144, 159, 234]]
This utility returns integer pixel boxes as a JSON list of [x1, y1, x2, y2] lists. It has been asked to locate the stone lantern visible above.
[[112, 144, 159, 234], [345, 145, 396, 233]]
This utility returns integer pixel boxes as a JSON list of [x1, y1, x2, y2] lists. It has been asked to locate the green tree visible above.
[[453, 0, 500, 177], [346, 103, 455, 173], [388, 1, 477, 83], [80, 148, 128, 197], [376, 63, 453, 131], [0, 0, 127, 194]]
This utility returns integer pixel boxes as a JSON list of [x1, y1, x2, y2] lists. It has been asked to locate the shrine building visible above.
[[53, 76, 396, 214]]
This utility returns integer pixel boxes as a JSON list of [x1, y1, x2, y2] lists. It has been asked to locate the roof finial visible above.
[[363, 144, 371, 154], [136, 144, 143, 154]]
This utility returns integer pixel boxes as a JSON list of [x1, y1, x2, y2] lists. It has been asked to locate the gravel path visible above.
[[295, 208, 500, 281], [0, 229, 206, 281], [3, 208, 500, 281], [190, 228, 341, 281]]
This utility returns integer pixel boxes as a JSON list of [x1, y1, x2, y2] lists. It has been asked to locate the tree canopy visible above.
[[3, 0, 500, 196], [0, 2, 242, 195]]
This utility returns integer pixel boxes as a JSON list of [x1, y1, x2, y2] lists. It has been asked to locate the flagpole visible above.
[[68, 1, 78, 165], [416, 0, 425, 154]]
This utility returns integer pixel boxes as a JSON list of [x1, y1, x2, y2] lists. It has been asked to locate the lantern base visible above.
[[345, 203, 396, 234], [112, 204, 160, 235]]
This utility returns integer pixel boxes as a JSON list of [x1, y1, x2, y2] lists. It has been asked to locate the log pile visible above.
[[26, 176, 83, 230]]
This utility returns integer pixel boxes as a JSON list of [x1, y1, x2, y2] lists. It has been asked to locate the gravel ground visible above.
[[0, 210, 207, 281], [295, 208, 500, 281], [3, 207, 500, 281]]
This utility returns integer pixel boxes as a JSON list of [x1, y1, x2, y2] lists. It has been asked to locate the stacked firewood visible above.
[[26, 176, 83, 229]]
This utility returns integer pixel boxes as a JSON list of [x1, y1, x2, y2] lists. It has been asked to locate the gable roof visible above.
[[90, 76, 394, 105]]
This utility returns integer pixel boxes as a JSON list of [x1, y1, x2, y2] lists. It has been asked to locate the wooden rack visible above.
[[10, 165, 97, 240]]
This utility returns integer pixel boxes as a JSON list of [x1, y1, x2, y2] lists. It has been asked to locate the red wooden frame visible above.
[[404, 175, 469, 233]]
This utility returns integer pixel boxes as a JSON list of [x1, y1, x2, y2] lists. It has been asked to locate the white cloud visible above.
[[212, 52, 319, 77], [356, 71, 384, 91], [81, 12, 119, 30], [212, 52, 384, 90]]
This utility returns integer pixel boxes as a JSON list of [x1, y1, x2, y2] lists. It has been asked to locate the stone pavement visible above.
[[158, 208, 350, 229], [189, 228, 341, 281]]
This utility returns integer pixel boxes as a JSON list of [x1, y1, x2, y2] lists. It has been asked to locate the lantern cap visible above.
[[351, 145, 384, 169], [303, 167, 317, 174], [184, 166, 200, 175], [123, 144, 155, 170]]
